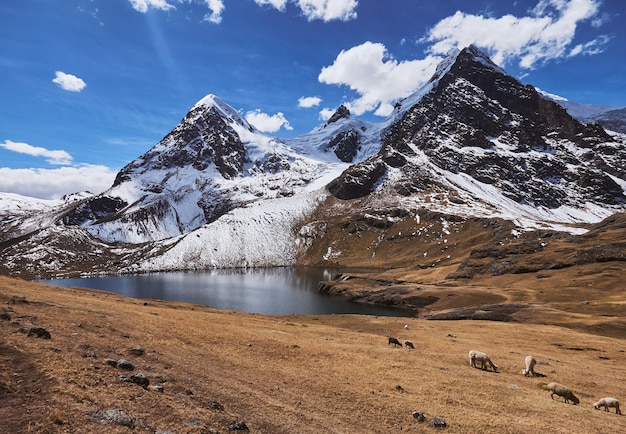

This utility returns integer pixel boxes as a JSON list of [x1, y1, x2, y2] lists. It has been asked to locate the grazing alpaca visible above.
[[468, 350, 498, 372], [594, 397, 621, 415], [547, 382, 580, 405], [388, 337, 402, 347], [522, 355, 537, 376], [404, 340, 415, 349]]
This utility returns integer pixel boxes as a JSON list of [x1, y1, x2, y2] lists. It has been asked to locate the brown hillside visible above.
[[298, 206, 626, 339], [1, 276, 625, 433]]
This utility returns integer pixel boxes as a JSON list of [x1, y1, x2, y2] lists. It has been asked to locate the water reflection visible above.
[[39, 267, 412, 317]]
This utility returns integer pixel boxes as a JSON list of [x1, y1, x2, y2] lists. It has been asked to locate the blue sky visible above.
[[1, 0, 624, 199]]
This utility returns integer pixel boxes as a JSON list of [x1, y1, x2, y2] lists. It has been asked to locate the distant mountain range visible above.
[[1, 45, 625, 279]]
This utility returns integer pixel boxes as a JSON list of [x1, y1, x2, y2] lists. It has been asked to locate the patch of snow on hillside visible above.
[[131, 189, 327, 272]]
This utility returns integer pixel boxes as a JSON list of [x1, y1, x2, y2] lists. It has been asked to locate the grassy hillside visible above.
[[1, 275, 625, 433]]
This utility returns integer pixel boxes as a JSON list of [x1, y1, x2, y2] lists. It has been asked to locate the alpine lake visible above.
[[39, 267, 413, 317]]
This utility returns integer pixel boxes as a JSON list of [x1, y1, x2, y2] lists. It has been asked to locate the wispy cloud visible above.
[[245, 109, 293, 133], [1, 140, 73, 165], [296, 0, 358, 22], [254, 0, 288, 11], [52, 71, 86, 92], [0, 165, 116, 200], [128, 0, 175, 13], [128, 0, 358, 22], [298, 96, 322, 108], [202, 0, 225, 24]]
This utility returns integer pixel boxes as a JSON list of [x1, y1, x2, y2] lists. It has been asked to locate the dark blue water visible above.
[[39, 267, 413, 317]]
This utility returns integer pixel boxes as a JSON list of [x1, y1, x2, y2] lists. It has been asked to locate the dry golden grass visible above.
[[1, 275, 625, 433]]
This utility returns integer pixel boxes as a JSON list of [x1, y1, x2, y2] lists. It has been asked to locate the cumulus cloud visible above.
[[317, 0, 609, 118], [298, 96, 322, 108], [128, 0, 175, 13], [1, 140, 73, 165], [318, 42, 440, 116], [245, 109, 293, 133], [52, 71, 86, 92], [0, 165, 116, 200], [422, 0, 606, 68]]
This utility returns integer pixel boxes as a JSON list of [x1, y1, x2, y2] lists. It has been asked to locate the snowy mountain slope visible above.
[[1, 45, 625, 279], [62, 95, 356, 244], [537, 88, 626, 134]]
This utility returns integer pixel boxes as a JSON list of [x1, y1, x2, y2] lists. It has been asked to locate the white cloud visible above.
[[298, 96, 322, 108], [245, 109, 293, 133], [317, 0, 609, 118], [128, 0, 357, 24], [0, 165, 116, 200], [296, 0, 358, 22], [52, 71, 86, 92], [127, 0, 175, 13], [318, 42, 440, 116], [254, 0, 288, 10], [569, 34, 612, 57], [319, 107, 335, 121], [202, 0, 225, 24], [1, 140, 73, 165], [422, 0, 605, 68]]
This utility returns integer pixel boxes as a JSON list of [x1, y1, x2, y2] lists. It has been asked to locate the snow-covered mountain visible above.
[[1, 45, 625, 279]]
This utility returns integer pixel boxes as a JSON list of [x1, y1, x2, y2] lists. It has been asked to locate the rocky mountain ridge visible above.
[[1, 45, 625, 279]]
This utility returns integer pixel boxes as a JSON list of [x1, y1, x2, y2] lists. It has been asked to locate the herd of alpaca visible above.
[[387, 336, 621, 416], [468, 350, 620, 415]]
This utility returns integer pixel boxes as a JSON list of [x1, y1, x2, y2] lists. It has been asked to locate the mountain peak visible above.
[[192, 94, 253, 130], [326, 105, 351, 125], [462, 45, 502, 68]]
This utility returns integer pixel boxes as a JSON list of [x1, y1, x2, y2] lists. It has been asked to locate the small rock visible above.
[[429, 417, 447, 428], [228, 420, 249, 431], [395, 385, 404, 391], [412, 411, 425, 422], [0, 312, 11, 321], [149, 385, 164, 393], [210, 401, 225, 411], [27, 326, 51, 339], [116, 359, 134, 370], [9, 295, 28, 304], [128, 346, 145, 356], [104, 358, 117, 367], [92, 409, 134, 428], [130, 373, 149, 387]]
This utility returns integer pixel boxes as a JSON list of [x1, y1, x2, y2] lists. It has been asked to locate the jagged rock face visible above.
[[326, 105, 350, 125], [326, 129, 360, 163], [329, 46, 626, 208], [63, 102, 247, 233], [327, 158, 386, 199], [62, 196, 127, 225], [115, 104, 247, 185]]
